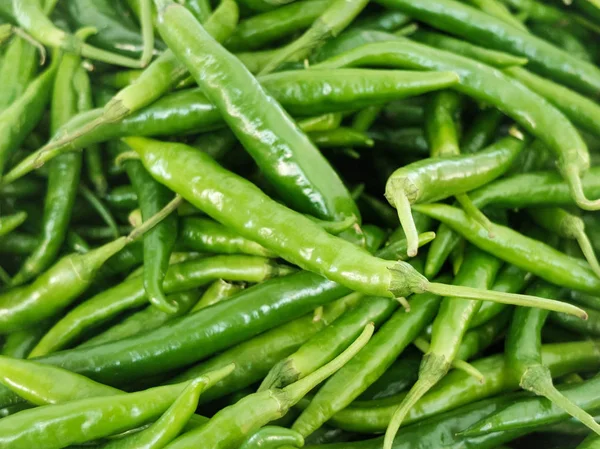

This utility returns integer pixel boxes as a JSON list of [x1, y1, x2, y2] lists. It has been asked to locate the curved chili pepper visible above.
[[425, 167, 600, 278], [179, 217, 276, 257], [159, 325, 373, 449], [413, 30, 528, 68], [190, 279, 243, 312], [375, 0, 600, 96], [28, 255, 287, 357], [462, 369, 600, 436], [384, 136, 525, 257], [383, 246, 502, 448], [314, 38, 600, 210], [503, 281, 600, 435], [529, 207, 600, 278], [328, 340, 600, 433], [0, 365, 232, 449], [124, 156, 179, 313], [225, 0, 332, 52], [99, 377, 207, 449], [0, 196, 181, 334], [0, 51, 59, 175], [6, 68, 461, 184], [171, 293, 390, 405], [10, 43, 84, 287], [414, 202, 600, 296], [124, 136, 579, 317], [79, 290, 200, 348], [239, 427, 304, 449], [290, 286, 446, 437]]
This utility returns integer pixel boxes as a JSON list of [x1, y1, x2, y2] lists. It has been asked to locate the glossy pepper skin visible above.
[[10, 44, 83, 286], [125, 157, 179, 313], [374, 0, 600, 97], [29, 255, 286, 357], [328, 340, 600, 433], [239, 427, 304, 449], [414, 203, 600, 295], [154, 0, 361, 223], [6, 68, 460, 183], [315, 38, 599, 211], [0, 270, 353, 410]]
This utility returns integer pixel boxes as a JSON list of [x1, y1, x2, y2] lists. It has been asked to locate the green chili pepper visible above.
[[462, 372, 600, 436], [458, 308, 512, 360], [125, 136, 577, 316], [190, 279, 243, 312], [124, 153, 179, 313], [578, 434, 600, 449], [290, 286, 446, 437], [376, 232, 436, 261], [10, 42, 84, 287], [384, 136, 525, 257], [99, 69, 144, 89], [470, 264, 530, 328], [425, 167, 600, 278], [315, 38, 600, 210], [0, 50, 59, 175], [0, 211, 27, 237], [0, 319, 53, 359], [13, 0, 147, 68], [309, 128, 374, 149], [530, 23, 594, 62], [0, 233, 40, 255], [239, 427, 304, 449], [170, 293, 390, 405], [154, 1, 362, 226], [0, 36, 38, 112], [298, 113, 343, 133], [424, 90, 462, 158], [414, 203, 600, 296], [179, 217, 276, 257], [0, 176, 44, 199], [224, 0, 332, 52], [463, 0, 527, 29], [368, 127, 429, 159], [79, 291, 200, 348], [357, 349, 421, 400], [105, 185, 139, 212], [376, 0, 600, 96], [550, 305, 600, 337], [329, 340, 600, 433], [0, 196, 181, 334], [413, 30, 528, 68], [383, 246, 503, 448], [7, 68, 461, 185], [258, 293, 394, 392], [160, 325, 374, 449], [0, 355, 120, 405], [29, 255, 287, 357], [529, 207, 600, 278], [257, 0, 370, 75], [0, 365, 232, 449], [499, 281, 600, 435], [98, 378, 207, 449]]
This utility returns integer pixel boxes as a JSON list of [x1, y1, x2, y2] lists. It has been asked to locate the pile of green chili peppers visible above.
[[2, 0, 600, 448]]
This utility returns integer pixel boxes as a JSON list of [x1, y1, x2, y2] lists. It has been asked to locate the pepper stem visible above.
[[384, 353, 449, 449], [390, 190, 419, 258], [522, 364, 600, 436], [413, 337, 484, 383], [575, 233, 600, 279], [425, 282, 588, 319], [127, 195, 183, 242], [139, 0, 155, 68], [281, 323, 374, 405], [566, 166, 600, 211]]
